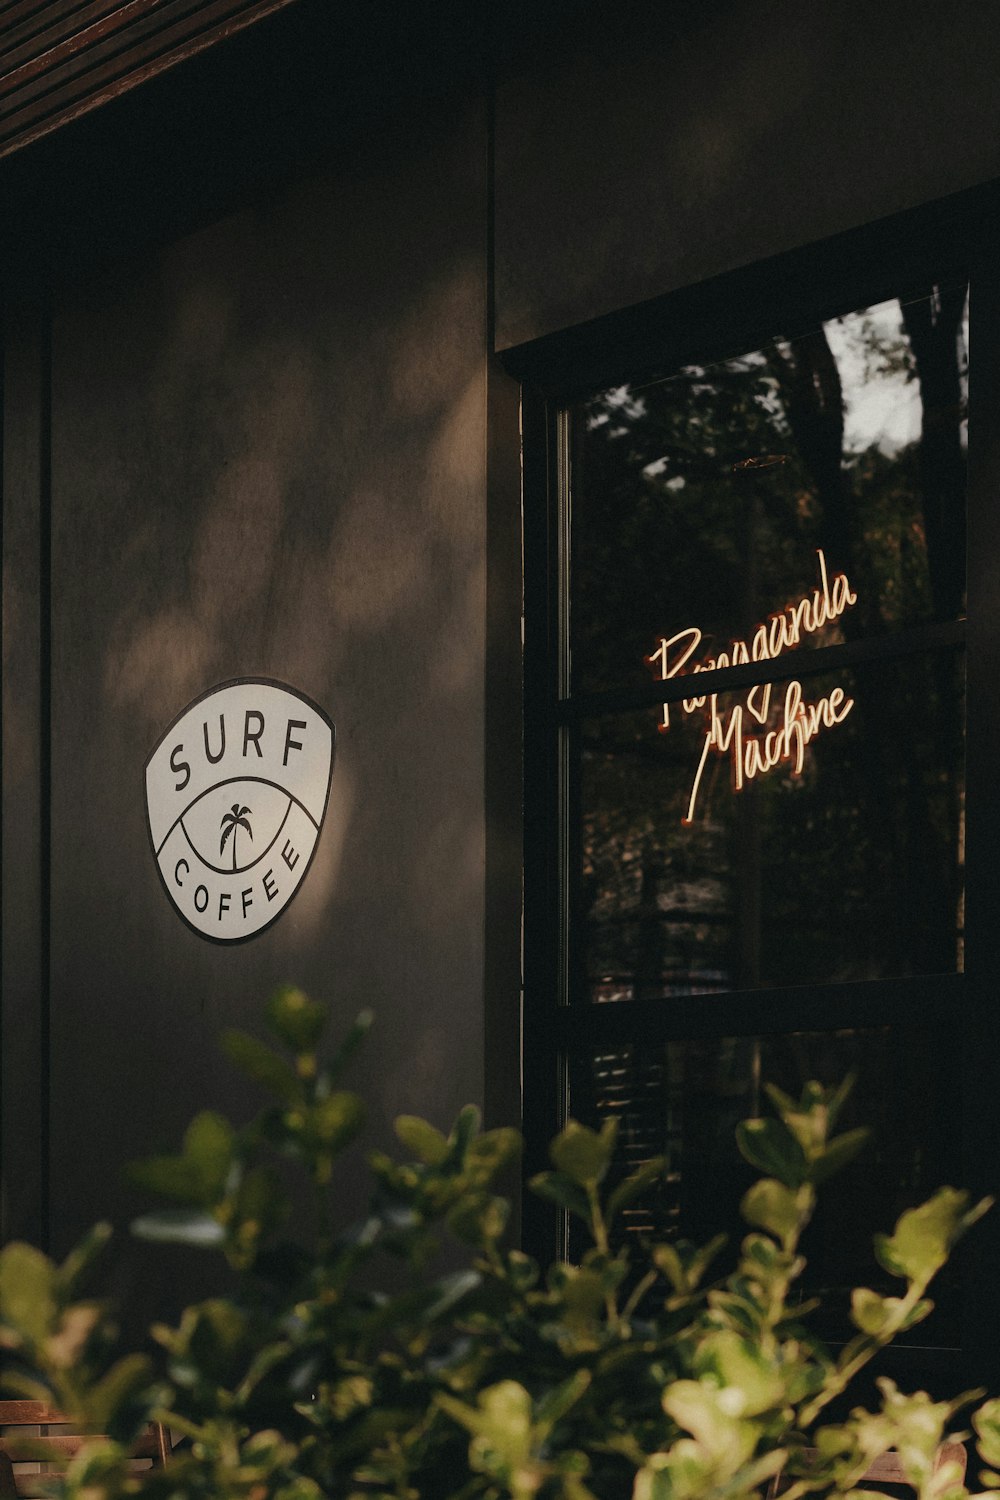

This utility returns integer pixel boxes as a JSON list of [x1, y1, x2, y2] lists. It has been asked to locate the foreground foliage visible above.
[[0, 988, 997, 1500]]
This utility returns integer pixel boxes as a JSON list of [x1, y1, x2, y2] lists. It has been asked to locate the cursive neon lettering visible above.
[[646, 550, 858, 822], [647, 628, 702, 729]]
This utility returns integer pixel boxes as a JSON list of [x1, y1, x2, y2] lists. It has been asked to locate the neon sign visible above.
[[646, 550, 857, 823]]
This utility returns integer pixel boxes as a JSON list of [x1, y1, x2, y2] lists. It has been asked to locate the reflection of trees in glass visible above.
[[568, 294, 967, 1338], [573, 289, 967, 999], [572, 1026, 961, 1345], [583, 650, 963, 996], [574, 292, 966, 689]]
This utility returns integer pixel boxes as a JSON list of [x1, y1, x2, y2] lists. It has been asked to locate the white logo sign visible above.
[[145, 679, 334, 942]]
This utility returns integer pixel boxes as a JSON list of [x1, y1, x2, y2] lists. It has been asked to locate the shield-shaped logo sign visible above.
[[145, 679, 335, 942]]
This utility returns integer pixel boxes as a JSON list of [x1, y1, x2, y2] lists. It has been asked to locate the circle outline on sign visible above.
[[144, 677, 335, 945], [165, 775, 311, 876]]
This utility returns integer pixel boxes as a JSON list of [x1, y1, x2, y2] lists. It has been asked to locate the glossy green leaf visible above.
[[467, 1127, 523, 1181], [229, 1166, 288, 1265], [266, 985, 328, 1052], [850, 1287, 893, 1335], [222, 1030, 300, 1102], [899, 1297, 933, 1330], [127, 1154, 205, 1203], [661, 1379, 757, 1468], [62, 1438, 127, 1492], [448, 1193, 509, 1247], [695, 1330, 785, 1415], [44, 1302, 103, 1371], [535, 1370, 591, 1431], [183, 1111, 235, 1198], [976, 1398, 1000, 1468], [875, 1187, 985, 1282], [438, 1379, 531, 1445], [607, 1157, 665, 1223], [238, 1164, 287, 1227], [555, 1264, 606, 1333], [652, 1241, 687, 1294], [394, 1115, 450, 1165], [0, 1372, 55, 1408], [177, 1298, 251, 1378], [0, 1243, 56, 1343], [688, 1233, 728, 1288], [506, 1250, 538, 1290], [762, 1082, 798, 1117], [311, 1091, 364, 1149], [83, 1353, 153, 1433], [742, 1233, 780, 1270], [424, 1269, 481, 1322], [530, 1170, 592, 1223], [549, 1119, 617, 1188], [735, 1118, 808, 1187], [448, 1104, 482, 1160], [741, 1178, 805, 1244], [653, 1234, 727, 1298], [326, 1007, 374, 1082], [54, 1222, 113, 1296]]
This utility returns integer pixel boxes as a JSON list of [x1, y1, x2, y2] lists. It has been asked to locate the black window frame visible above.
[[510, 182, 1000, 1396]]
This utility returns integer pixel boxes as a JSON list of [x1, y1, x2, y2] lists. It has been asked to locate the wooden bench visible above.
[[0, 1402, 170, 1498], [766, 1439, 967, 1497]]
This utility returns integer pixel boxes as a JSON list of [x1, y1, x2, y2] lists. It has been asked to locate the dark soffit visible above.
[[0, 0, 303, 160], [0, 0, 602, 292]]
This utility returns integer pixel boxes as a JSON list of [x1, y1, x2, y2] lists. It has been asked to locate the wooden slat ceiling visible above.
[[0, 0, 301, 159]]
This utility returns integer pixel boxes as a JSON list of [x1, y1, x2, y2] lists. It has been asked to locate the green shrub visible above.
[[0, 987, 996, 1500]]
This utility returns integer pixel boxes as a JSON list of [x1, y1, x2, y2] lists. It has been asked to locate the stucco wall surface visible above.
[[494, 0, 1000, 349], [39, 94, 487, 1305]]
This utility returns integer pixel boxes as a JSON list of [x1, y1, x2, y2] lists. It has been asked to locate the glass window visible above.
[[526, 277, 971, 1356], [570, 291, 968, 699], [579, 648, 964, 998], [563, 287, 968, 1002], [567, 1026, 961, 1345]]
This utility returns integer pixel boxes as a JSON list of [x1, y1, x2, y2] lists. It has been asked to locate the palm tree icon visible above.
[[220, 804, 253, 871]]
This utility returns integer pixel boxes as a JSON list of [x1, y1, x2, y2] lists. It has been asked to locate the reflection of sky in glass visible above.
[[825, 299, 920, 454], [574, 283, 969, 703], [825, 291, 969, 455], [605, 292, 970, 462]]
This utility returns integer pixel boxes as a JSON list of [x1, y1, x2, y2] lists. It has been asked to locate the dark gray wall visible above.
[[6, 0, 1000, 1300], [494, 0, 1000, 349], [1, 310, 47, 1248], [4, 92, 492, 1299]]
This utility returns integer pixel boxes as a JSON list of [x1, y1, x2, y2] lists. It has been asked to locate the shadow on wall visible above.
[[92, 246, 487, 952], [27, 94, 495, 1336]]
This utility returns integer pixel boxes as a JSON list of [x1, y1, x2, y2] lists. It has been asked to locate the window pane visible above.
[[569, 287, 968, 698], [577, 651, 965, 998], [568, 1027, 961, 1344]]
